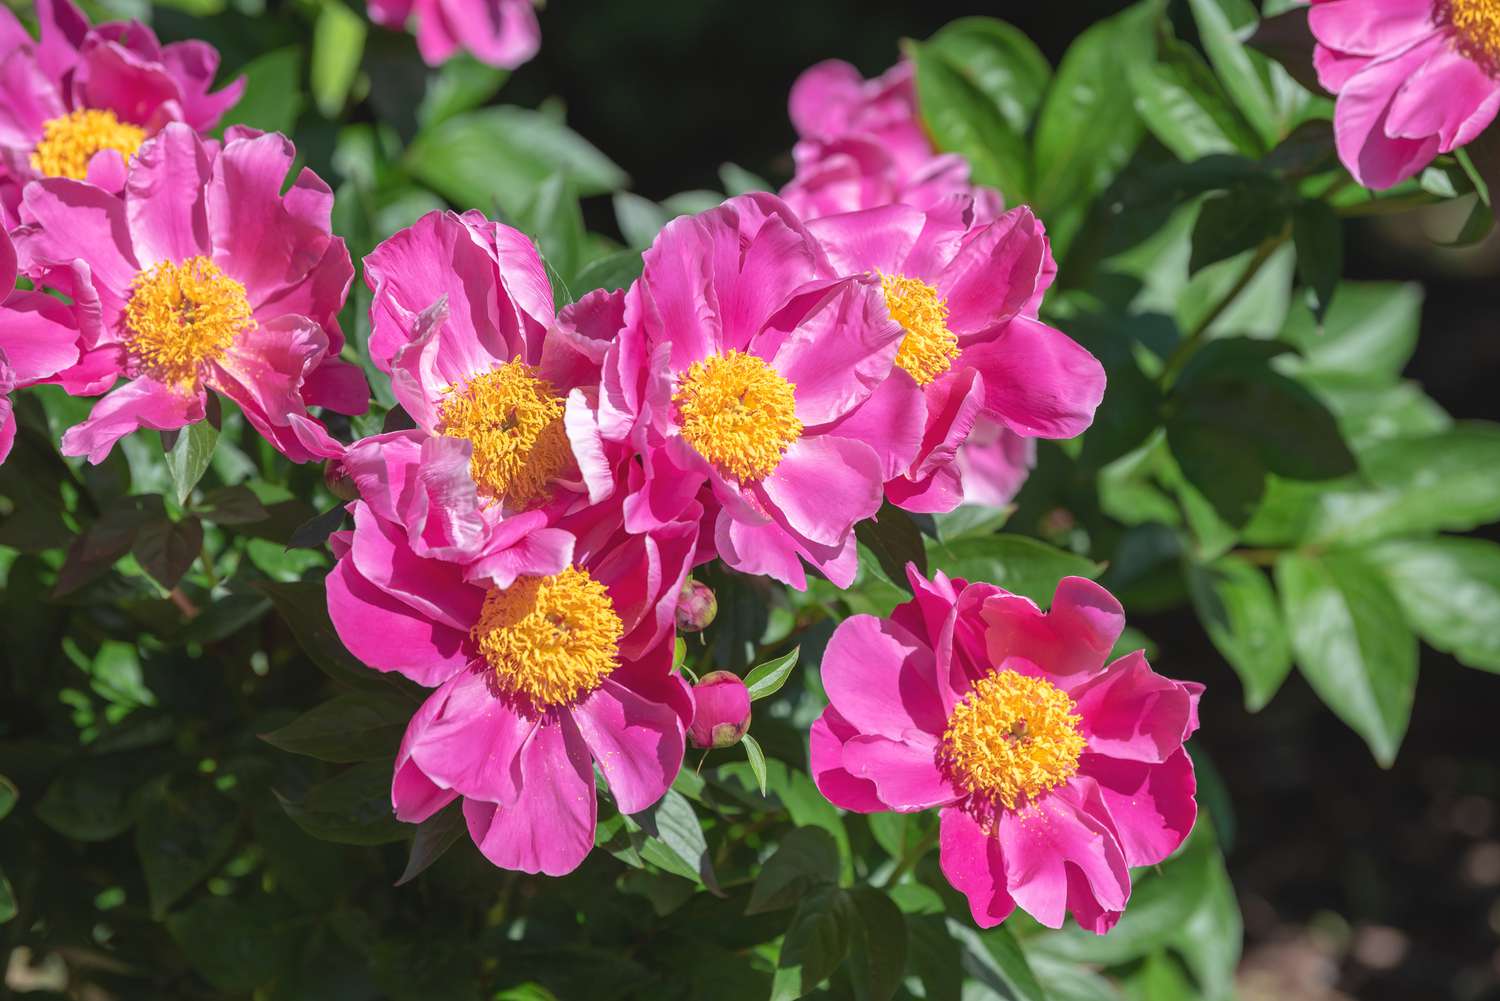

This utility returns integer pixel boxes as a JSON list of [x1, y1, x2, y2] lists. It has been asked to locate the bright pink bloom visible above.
[[956, 417, 1036, 508], [805, 200, 1104, 513], [13, 123, 365, 464], [597, 192, 925, 590], [687, 671, 752, 749], [782, 59, 1003, 221], [1310, 0, 1500, 189], [354, 208, 619, 563], [326, 489, 698, 876], [368, 0, 541, 69], [0, 226, 80, 463], [811, 569, 1202, 932], [0, 0, 243, 224]]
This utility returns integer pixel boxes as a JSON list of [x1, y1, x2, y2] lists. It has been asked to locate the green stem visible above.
[[878, 826, 940, 889], [199, 544, 221, 592], [1161, 230, 1288, 389]]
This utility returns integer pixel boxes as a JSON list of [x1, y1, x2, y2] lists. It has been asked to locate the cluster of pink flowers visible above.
[[368, 0, 541, 69]]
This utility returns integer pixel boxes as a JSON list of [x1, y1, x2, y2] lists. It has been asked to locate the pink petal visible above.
[[767, 276, 904, 426], [821, 613, 947, 740], [789, 60, 867, 139], [822, 369, 926, 481], [0, 290, 80, 383], [59, 377, 204, 464], [20, 178, 140, 312], [211, 314, 331, 462], [1386, 41, 1500, 150], [325, 549, 472, 686], [809, 708, 886, 812], [1083, 749, 1197, 868], [841, 733, 955, 811], [939, 805, 1017, 928], [981, 577, 1125, 692], [997, 782, 1129, 931], [570, 678, 685, 814], [940, 207, 1048, 335], [964, 315, 1106, 440], [124, 122, 212, 266], [407, 668, 536, 804], [760, 435, 884, 548], [1071, 651, 1199, 763], [1307, 0, 1436, 56], [348, 500, 483, 631], [1332, 35, 1445, 188]]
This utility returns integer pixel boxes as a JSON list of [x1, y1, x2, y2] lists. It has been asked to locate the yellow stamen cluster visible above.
[[882, 273, 960, 386], [124, 256, 254, 389], [437, 360, 571, 506], [673, 350, 803, 482], [31, 108, 146, 180], [1445, 0, 1500, 70], [940, 670, 1086, 812], [471, 567, 624, 711]]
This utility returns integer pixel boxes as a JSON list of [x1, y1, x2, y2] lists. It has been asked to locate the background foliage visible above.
[[4, 0, 1500, 999]]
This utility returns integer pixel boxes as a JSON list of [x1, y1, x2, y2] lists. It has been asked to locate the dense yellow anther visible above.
[[941, 670, 1086, 811], [31, 108, 146, 180], [673, 350, 802, 482], [1445, 0, 1500, 69], [437, 360, 570, 506], [882, 273, 960, 386], [471, 567, 624, 710], [125, 257, 253, 389]]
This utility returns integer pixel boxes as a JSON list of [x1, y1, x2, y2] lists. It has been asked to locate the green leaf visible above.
[[35, 760, 138, 841], [1168, 841, 1242, 1001], [518, 175, 586, 291], [193, 485, 268, 525], [614, 191, 672, 250], [0, 774, 16, 822], [744, 647, 800, 702], [1189, 180, 1289, 273], [287, 504, 348, 549], [1306, 424, 1500, 544], [397, 800, 467, 885], [1291, 200, 1343, 325], [855, 503, 928, 591], [135, 777, 239, 919], [1278, 281, 1422, 381], [845, 888, 907, 1001], [132, 515, 204, 590], [1129, 36, 1262, 160], [407, 107, 628, 217], [165, 420, 219, 506], [741, 733, 768, 796], [220, 46, 305, 137], [1276, 550, 1418, 765], [771, 886, 854, 1001], [276, 760, 409, 845], [719, 162, 770, 195], [925, 534, 1101, 604], [1186, 555, 1292, 710], [311, 0, 367, 118], [0, 867, 14, 924], [747, 827, 840, 915], [911, 40, 1030, 200], [167, 895, 299, 993], [572, 249, 645, 296], [53, 494, 165, 597], [1187, 0, 1279, 145], [417, 54, 507, 129], [1367, 536, 1500, 673], [260, 692, 411, 762], [924, 17, 1052, 134], [254, 578, 396, 691], [948, 922, 1048, 1001], [627, 789, 721, 892]]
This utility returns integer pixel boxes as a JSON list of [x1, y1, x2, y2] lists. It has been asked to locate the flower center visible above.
[[940, 670, 1086, 812], [1443, 0, 1500, 69], [673, 350, 803, 482], [436, 359, 571, 506], [30, 108, 146, 180], [882, 273, 959, 386], [471, 567, 624, 711], [124, 257, 254, 389]]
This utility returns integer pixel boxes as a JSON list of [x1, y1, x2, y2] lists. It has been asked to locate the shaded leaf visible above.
[[846, 888, 907, 1001], [136, 777, 239, 918], [260, 692, 411, 762], [132, 515, 204, 590], [771, 886, 854, 1001], [1186, 555, 1292, 710], [747, 827, 840, 915], [1367, 536, 1500, 673], [856, 503, 928, 590], [276, 760, 408, 845], [397, 800, 467, 885]]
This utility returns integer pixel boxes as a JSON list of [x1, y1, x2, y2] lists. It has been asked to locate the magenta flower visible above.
[[13, 124, 365, 464], [0, 226, 80, 463], [597, 193, 925, 590], [811, 569, 1202, 932], [368, 0, 541, 69], [354, 208, 619, 563], [805, 200, 1104, 513], [687, 671, 751, 749], [955, 417, 1035, 508], [781, 59, 1002, 221], [327, 491, 698, 876], [0, 0, 243, 224], [1310, 0, 1500, 189]]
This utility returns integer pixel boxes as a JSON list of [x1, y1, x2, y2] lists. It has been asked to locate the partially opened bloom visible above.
[[0, 226, 80, 463], [811, 570, 1202, 932], [805, 200, 1104, 513], [14, 124, 365, 463], [598, 193, 925, 589], [368, 0, 541, 69], [327, 490, 698, 876], [350, 209, 617, 564], [1311, 0, 1500, 188], [0, 0, 243, 223], [782, 59, 1002, 221]]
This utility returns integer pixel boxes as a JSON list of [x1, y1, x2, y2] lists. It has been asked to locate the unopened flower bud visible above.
[[688, 671, 751, 749], [675, 578, 718, 633], [323, 457, 358, 502]]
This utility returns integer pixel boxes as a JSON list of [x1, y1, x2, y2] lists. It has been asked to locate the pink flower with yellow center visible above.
[[806, 199, 1104, 513], [1311, 0, 1500, 188], [596, 193, 926, 590], [0, 226, 80, 464], [0, 0, 243, 224], [811, 569, 1203, 932], [781, 59, 1003, 222], [326, 488, 699, 876], [14, 124, 366, 464], [368, 0, 541, 69]]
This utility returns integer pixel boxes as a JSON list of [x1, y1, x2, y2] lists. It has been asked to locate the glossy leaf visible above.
[[1368, 536, 1500, 673], [1186, 555, 1293, 710]]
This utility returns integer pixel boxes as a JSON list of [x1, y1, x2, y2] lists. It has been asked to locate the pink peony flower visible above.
[[805, 200, 1104, 513], [0, 0, 243, 224], [781, 59, 1003, 221], [956, 417, 1036, 508], [0, 225, 81, 463], [811, 569, 1202, 932], [596, 192, 926, 590], [326, 488, 698, 876], [1310, 0, 1500, 189], [13, 123, 366, 464], [687, 670, 751, 749], [368, 0, 541, 69], [352, 208, 619, 563]]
